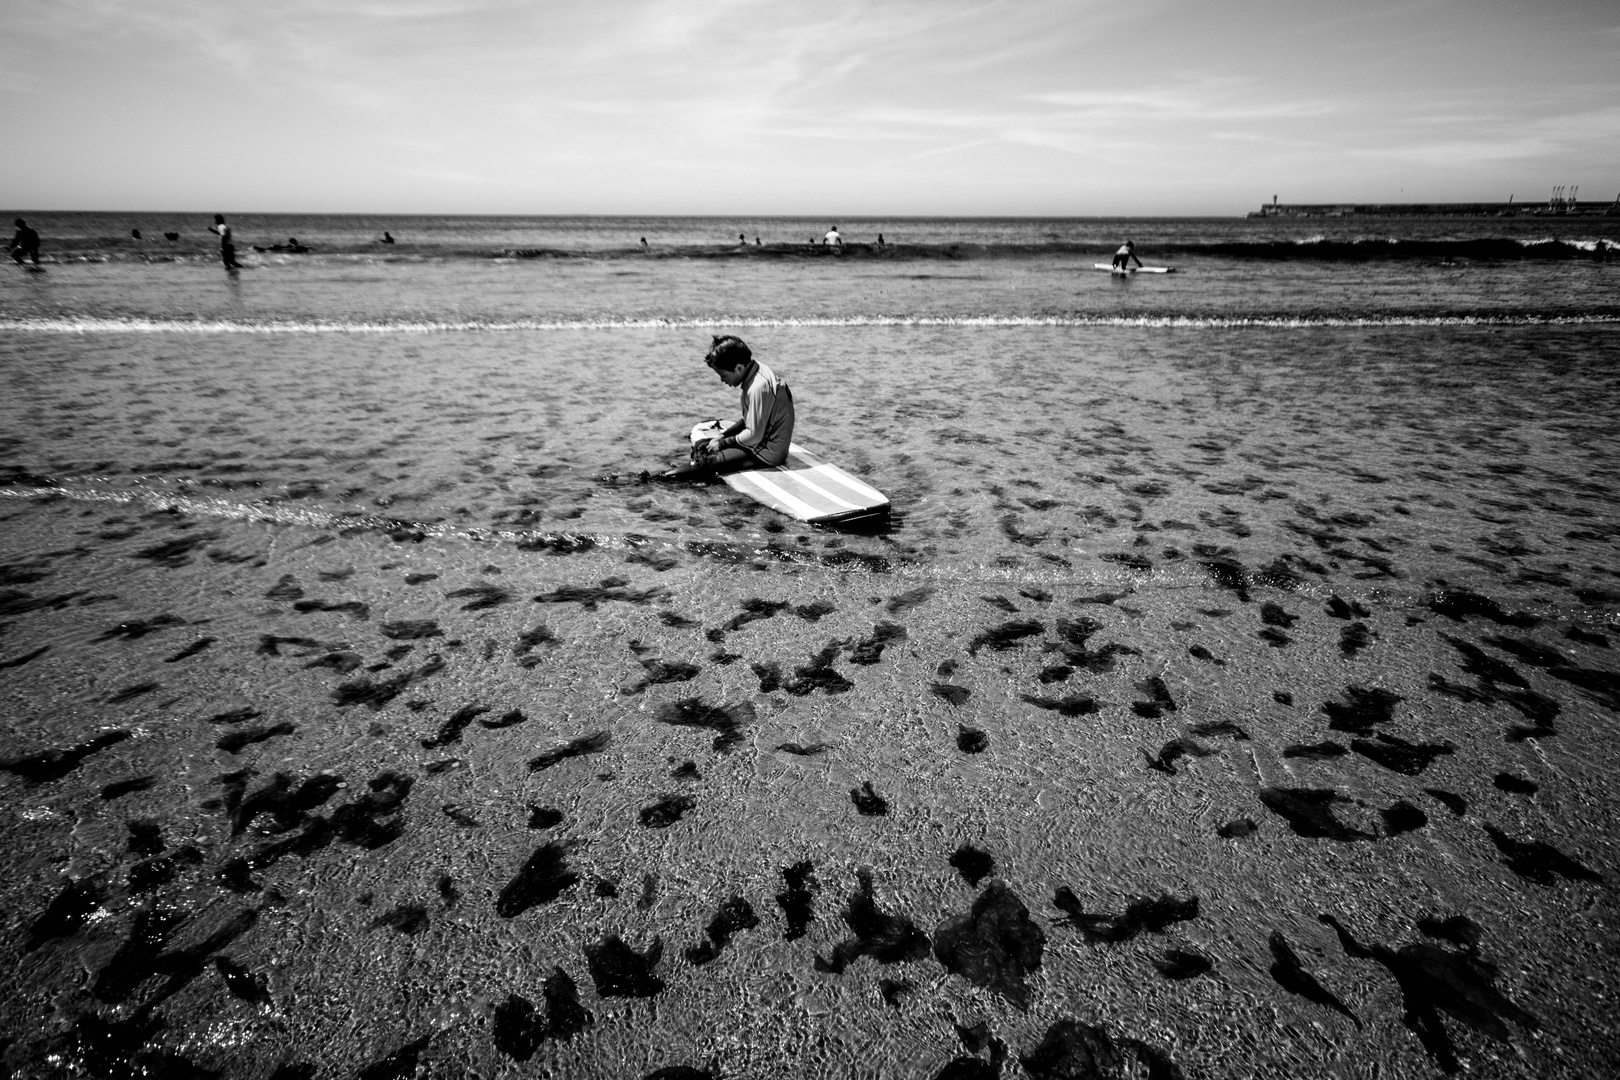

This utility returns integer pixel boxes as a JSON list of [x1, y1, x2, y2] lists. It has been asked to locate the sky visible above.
[[2, 0, 1617, 216]]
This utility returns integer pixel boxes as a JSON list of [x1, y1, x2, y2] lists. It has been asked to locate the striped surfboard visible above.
[[690, 423, 889, 524]]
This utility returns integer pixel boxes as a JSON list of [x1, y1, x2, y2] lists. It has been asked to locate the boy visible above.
[[663, 335, 794, 479]]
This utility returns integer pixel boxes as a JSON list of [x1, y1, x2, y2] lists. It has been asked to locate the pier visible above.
[[1250, 198, 1618, 218]]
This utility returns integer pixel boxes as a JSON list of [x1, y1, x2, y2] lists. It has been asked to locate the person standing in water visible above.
[[660, 335, 794, 479], [211, 214, 241, 270], [824, 224, 843, 246], [8, 218, 41, 265], [1111, 240, 1143, 271]]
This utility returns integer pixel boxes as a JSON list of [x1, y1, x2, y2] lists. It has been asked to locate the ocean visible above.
[[1, 213, 1618, 1078]]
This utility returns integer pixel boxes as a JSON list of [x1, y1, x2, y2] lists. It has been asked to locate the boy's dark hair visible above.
[[705, 335, 752, 370]]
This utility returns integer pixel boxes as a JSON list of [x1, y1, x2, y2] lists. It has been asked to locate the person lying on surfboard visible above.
[[1111, 240, 1144, 271], [659, 335, 795, 479]]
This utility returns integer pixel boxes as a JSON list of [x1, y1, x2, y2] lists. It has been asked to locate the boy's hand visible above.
[[704, 438, 724, 454]]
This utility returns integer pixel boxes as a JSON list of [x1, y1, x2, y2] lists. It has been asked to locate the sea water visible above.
[[1, 214, 1618, 1078]]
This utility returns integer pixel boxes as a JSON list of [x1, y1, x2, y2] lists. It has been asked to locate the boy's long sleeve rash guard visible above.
[[723, 361, 795, 467]]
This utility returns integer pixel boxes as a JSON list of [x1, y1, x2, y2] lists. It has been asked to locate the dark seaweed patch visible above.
[[584, 934, 665, 997], [725, 597, 791, 631], [1351, 733, 1455, 775], [653, 697, 755, 753], [1131, 676, 1176, 718], [1200, 556, 1251, 601], [445, 583, 511, 610], [216, 722, 296, 754], [640, 794, 695, 828], [1427, 588, 1538, 627], [777, 861, 818, 940], [264, 575, 304, 601], [496, 841, 579, 917], [1283, 741, 1348, 760], [622, 649, 702, 694], [2, 730, 131, 783], [849, 621, 907, 664], [1327, 595, 1371, 619], [292, 599, 370, 620], [1151, 951, 1213, 987], [967, 619, 1044, 656], [932, 880, 1046, 1008], [956, 726, 987, 753], [0, 644, 51, 669], [783, 642, 854, 695], [1424, 788, 1468, 815], [331, 654, 445, 709], [1321, 686, 1402, 734], [26, 874, 107, 951], [932, 683, 971, 706], [1492, 772, 1537, 794], [1268, 931, 1361, 1028], [527, 805, 564, 829], [885, 586, 935, 615], [1417, 914, 1482, 952], [107, 681, 160, 703], [1482, 825, 1601, 884], [1339, 622, 1376, 655], [215, 956, 270, 1003], [775, 741, 832, 756], [1052, 890, 1198, 943], [370, 903, 429, 935], [101, 775, 156, 800], [99, 614, 188, 640], [1381, 800, 1429, 835], [1019, 1019, 1184, 1080], [1217, 818, 1258, 839], [133, 530, 220, 568], [1439, 634, 1528, 687], [1144, 737, 1215, 775], [1259, 602, 1297, 627], [1321, 913, 1539, 1073], [356, 1034, 433, 1080], [513, 624, 556, 656], [480, 708, 527, 729], [529, 731, 610, 771], [814, 869, 930, 974], [1259, 787, 1376, 841], [1020, 692, 1100, 717], [164, 637, 216, 662], [949, 844, 994, 886], [381, 620, 442, 640], [533, 578, 666, 608], [0, 588, 86, 616], [1188, 720, 1249, 741], [851, 781, 889, 816], [685, 896, 759, 965]]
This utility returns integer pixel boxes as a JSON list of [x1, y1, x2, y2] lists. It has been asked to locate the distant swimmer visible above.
[[754, 236, 761, 246], [163, 231, 179, 242], [1111, 240, 1143, 271], [739, 232, 748, 245], [9, 218, 41, 265], [658, 335, 795, 481], [131, 228, 142, 241], [877, 233, 885, 249], [210, 214, 242, 270], [640, 237, 649, 247], [380, 231, 395, 244], [824, 225, 843, 246]]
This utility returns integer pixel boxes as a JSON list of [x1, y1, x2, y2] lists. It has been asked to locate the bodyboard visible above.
[[1092, 263, 1174, 274], [689, 422, 889, 524]]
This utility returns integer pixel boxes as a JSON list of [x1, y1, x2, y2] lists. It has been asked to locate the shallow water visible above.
[[1, 218, 1618, 1079]]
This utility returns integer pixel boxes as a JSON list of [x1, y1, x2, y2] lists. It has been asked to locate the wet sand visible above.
[[2, 478, 1616, 1079]]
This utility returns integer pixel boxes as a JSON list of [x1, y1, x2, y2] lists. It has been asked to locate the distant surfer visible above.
[[210, 214, 241, 270], [1111, 240, 1143, 272], [9, 218, 41, 266], [658, 335, 795, 479], [380, 231, 395, 244], [825, 225, 843, 246]]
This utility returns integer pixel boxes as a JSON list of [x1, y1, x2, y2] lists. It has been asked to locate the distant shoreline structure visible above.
[[1251, 196, 1619, 218]]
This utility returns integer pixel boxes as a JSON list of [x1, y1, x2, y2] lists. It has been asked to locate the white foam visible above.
[[3, 313, 1616, 335]]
